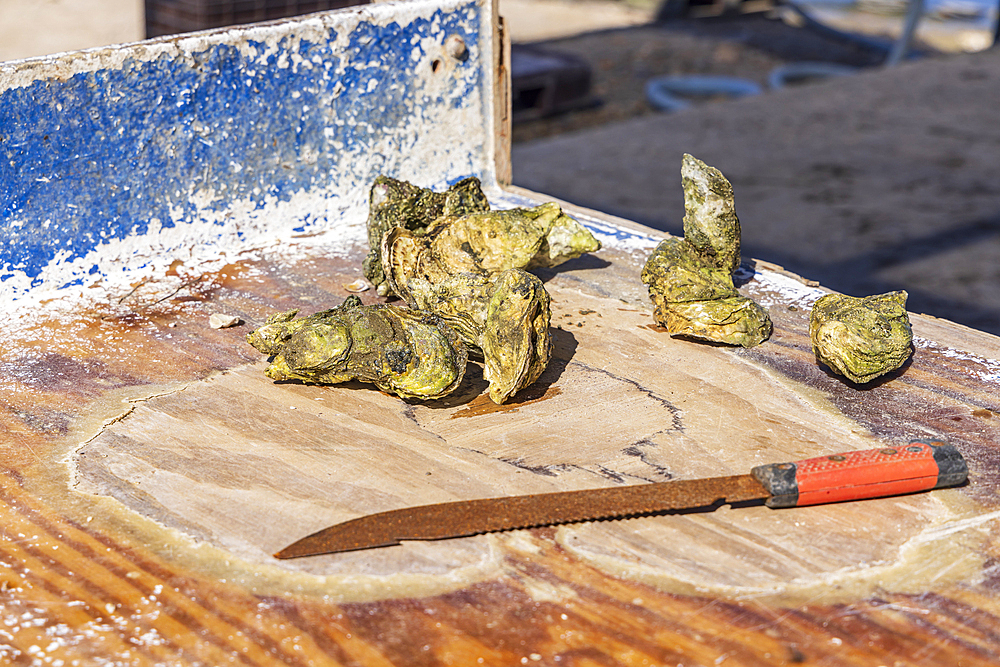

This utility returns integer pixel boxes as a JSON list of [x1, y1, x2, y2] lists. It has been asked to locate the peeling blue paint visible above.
[[0, 1, 487, 295]]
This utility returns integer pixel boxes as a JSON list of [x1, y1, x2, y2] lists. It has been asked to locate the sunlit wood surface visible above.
[[3, 214, 1000, 666]]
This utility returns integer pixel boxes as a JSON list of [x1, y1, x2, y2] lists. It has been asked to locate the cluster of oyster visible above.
[[641, 154, 772, 348], [362, 175, 490, 297], [248, 176, 601, 403], [248, 159, 914, 399], [640, 154, 912, 383]]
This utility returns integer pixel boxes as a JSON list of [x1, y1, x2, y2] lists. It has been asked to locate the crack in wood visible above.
[[567, 360, 684, 432]]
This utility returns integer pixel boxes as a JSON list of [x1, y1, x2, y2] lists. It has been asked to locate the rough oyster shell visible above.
[[656, 296, 772, 349], [641, 155, 771, 347], [420, 202, 601, 276], [362, 175, 599, 403], [382, 226, 554, 404], [362, 175, 490, 295], [480, 269, 552, 403], [640, 237, 738, 304], [810, 291, 913, 384], [681, 153, 742, 275], [246, 296, 467, 399]]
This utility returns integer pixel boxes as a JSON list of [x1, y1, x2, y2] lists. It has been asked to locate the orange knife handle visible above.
[[751, 439, 967, 508]]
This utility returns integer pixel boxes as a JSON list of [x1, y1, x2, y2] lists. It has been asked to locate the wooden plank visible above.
[[72, 279, 992, 602], [3, 222, 1000, 663]]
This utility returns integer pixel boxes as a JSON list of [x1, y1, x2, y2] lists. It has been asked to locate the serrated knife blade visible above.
[[275, 439, 967, 559]]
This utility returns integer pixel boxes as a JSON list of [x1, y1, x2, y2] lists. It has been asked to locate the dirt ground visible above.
[[512, 10, 901, 143], [0, 0, 143, 62]]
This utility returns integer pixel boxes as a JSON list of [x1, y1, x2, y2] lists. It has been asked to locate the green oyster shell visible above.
[[656, 297, 772, 349], [382, 224, 556, 404], [681, 153, 741, 275], [362, 175, 600, 403], [640, 237, 738, 304], [362, 176, 490, 295], [378, 201, 600, 289], [809, 291, 913, 384], [420, 202, 600, 275], [480, 269, 552, 404], [389, 266, 552, 404], [246, 296, 468, 399], [640, 155, 771, 347], [362, 176, 601, 298]]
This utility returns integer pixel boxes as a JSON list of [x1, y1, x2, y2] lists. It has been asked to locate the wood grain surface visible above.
[[3, 212, 1000, 665]]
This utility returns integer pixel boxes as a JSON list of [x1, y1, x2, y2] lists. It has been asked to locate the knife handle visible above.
[[751, 439, 967, 508]]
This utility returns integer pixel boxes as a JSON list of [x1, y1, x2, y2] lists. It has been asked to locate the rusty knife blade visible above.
[[275, 440, 967, 559], [274, 474, 768, 559]]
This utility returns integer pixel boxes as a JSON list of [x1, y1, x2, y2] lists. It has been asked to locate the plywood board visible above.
[[4, 223, 1000, 664]]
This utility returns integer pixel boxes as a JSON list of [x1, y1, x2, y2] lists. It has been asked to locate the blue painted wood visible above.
[[0, 0, 495, 300]]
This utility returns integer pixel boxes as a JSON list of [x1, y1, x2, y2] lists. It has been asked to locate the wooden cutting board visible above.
[[4, 224, 1000, 665]]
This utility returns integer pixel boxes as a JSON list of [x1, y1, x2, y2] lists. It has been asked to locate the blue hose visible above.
[[768, 62, 858, 89], [646, 0, 932, 112], [645, 75, 763, 112]]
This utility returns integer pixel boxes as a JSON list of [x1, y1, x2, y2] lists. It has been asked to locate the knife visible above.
[[274, 439, 967, 559]]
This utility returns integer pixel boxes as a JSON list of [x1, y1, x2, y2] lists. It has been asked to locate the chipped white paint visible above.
[[749, 267, 826, 310], [913, 336, 1000, 383], [2, 189, 367, 341]]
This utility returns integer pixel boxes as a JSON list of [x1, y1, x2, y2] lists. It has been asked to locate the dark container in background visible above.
[[146, 0, 370, 38]]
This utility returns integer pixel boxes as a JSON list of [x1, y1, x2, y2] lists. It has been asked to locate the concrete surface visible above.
[[512, 46, 1000, 336], [500, 0, 656, 42], [507, 13, 890, 143], [0, 0, 143, 61], [799, 3, 996, 53]]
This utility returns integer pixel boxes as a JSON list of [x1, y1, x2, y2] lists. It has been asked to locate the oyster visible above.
[[655, 296, 772, 348], [481, 269, 552, 403], [383, 225, 552, 403], [809, 291, 913, 383], [387, 265, 552, 404], [680, 153, 741, 275], [417, 202, 601, 277], [363, 175, 490, 295], [641, 154, 771, 347], [363, 175, 600, 403], [363, 175, 601, 296], [246, 296, 467, 399]]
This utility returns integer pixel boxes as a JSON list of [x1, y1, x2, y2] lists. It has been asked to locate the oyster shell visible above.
[[363, 175, 601, 296], [641, 155, 771, 347], [641, 237, 737, 304], [387, 264, 552, 404], [681, 153, 741, 274], [809, 291, 913, 384], [362, 175, 490, 295], [382, 225, 555, 404], [655, 296, 771, 349], [363, 175, 600, 403], [419, 202, 601, 276], [480, 269, 552, 403], [246, 296, 468, 399]]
